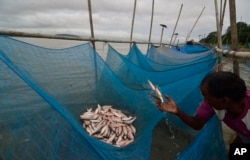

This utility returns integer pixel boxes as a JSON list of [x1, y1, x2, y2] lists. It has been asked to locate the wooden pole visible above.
[[169, 4, 183, 46], [214, 0, 222, 49], [220, 0, 227, 32], [185, 6, 205, 42], [160, 26, 164, 46], [88, 0, 95, 50], [147, 0, 155, 52], [229, 0, 238, 50], [130, 0, 137, 48], [173, 33, 178, 45], [220, 0, 223, 24], [215, 0, 226, 71], [159, 24, 167, 46], [0, 30, 164, 45], [215, 47, 250, 58], [229, 0, 239, 75]]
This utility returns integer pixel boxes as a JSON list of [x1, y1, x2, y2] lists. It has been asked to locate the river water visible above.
[[13, 37, 250, 159], [27, 37, 250, 88]]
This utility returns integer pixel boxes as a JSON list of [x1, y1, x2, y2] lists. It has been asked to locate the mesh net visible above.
[[0, 36, 227, 160]]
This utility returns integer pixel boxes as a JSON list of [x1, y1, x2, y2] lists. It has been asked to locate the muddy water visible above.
[[150, 120, 194, 160]]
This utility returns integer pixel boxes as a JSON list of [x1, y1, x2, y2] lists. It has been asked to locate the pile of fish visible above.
[[80, 104, 136, 147]]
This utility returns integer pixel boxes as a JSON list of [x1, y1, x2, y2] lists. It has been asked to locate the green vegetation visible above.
[[201, 22, 250, 48]]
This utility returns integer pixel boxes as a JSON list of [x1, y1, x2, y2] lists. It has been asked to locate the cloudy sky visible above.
[[0, 0, 249, 43]]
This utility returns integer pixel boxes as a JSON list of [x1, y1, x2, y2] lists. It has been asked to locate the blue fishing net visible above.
[[0, 36, 227, 160], [178, 44, 211, 53], [146, 45, 215, 65], [105, 44, 217, 89]]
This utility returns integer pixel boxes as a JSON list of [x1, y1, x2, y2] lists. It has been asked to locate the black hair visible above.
[[200, 71, 247, 101]]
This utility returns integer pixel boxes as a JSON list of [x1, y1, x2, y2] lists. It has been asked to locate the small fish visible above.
[[80, 104, 136, 147], [155, 87, 164, 102], [148, 80, 164, 102], [148, 80, 156, 90], [123, 117, 136, 124]]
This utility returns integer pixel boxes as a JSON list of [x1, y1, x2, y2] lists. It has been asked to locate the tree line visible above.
[[201, 22, 250, 48]]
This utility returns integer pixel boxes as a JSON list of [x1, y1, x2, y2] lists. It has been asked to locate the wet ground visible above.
[[150, 119, 195, 160]]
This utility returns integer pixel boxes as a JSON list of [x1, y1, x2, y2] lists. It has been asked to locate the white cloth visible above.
[[213, 109, 226, 120]]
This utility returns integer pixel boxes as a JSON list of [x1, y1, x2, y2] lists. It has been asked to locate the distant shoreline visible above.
[[55, 34, 80, 38]]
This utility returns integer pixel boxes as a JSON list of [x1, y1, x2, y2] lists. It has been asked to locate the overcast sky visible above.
[[0, 0, 249, 43]]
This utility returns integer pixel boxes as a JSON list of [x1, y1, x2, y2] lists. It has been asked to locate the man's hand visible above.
[[155, 95, 179, 114]]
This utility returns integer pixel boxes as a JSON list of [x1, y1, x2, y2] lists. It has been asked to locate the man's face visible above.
[[200, 84, 227, 110]]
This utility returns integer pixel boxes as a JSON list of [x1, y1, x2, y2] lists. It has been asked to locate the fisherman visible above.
[[186, 39, 194, 45], [155, 71, 250, 143]]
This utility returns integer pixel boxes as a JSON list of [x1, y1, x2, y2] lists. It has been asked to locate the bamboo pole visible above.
[[1, 31, 249, 59], [172, 33, 178, 45], [169, 4, 183, 46], [220, 0, 222, 22], [185, 6, 205, 42], [229, 0, 239, 75], [147, 0, 155, 52], [130, 0, 137, 48], [220, 0, 227, 32], [229, 0, 238, 50], [215, 47, 250, 58], [214, 0, 222, 49], [214, 0, 223, 71], [88, 0, 95, 50], [0, 30, 164, 45], [159, 24, 167, 46], [215, 0, 227, 71]]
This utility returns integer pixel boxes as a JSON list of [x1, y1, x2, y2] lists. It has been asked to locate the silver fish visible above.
[[80, 104, 137, 147]]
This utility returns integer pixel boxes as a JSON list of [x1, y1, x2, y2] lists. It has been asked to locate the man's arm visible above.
[[156, 95, 208, 130]]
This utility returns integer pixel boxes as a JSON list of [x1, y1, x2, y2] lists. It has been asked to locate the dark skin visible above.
[[155, 83, 246, 130]]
